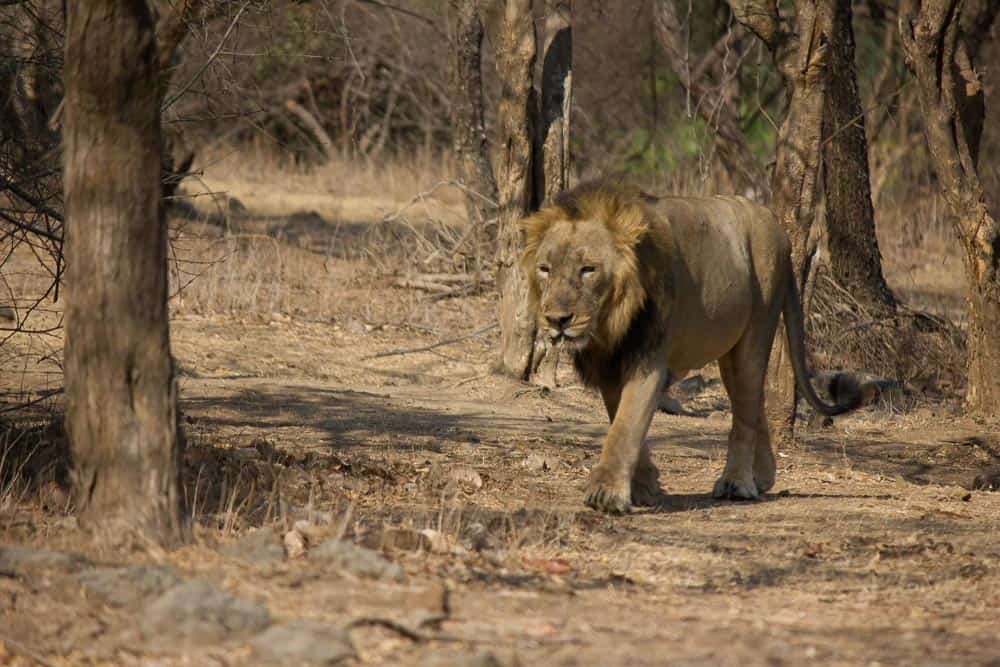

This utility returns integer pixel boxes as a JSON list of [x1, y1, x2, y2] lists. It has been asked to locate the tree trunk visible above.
[[729, 0, 835, 448], [535, 0, 572, 205], [822, 0, 896, 315], [452, 0, 499, 229], [491, 0, 539, 379], [530, 0, 572, 388], [899, 0, 1000, 415], [63, 1, 187, 546]]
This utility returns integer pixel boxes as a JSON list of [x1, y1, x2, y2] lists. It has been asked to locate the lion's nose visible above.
[[545, 313, 573, 331]]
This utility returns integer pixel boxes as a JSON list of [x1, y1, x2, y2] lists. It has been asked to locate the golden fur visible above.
[[521, 178, 861, 513]]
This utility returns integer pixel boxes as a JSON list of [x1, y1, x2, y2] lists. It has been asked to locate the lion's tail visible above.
[[781, 266, 864, 417]]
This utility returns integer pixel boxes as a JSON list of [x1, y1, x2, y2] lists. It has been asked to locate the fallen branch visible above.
[[362, 323, 497, 360], [346, 616, 583, 646]]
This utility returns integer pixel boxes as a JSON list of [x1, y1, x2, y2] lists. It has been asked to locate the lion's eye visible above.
[[537, 265, 550, 277], [580, 266, 596, 278]]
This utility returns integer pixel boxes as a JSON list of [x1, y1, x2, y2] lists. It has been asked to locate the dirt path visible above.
[[5, 312, 999, 666]]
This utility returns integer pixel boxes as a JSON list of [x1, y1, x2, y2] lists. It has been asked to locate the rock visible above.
[[250, 620, 355, 665], [0, 546, 89, 577], [523, 453, 558, 471], [220, 526, 285, 565], [310, 539, 404, 582], [706, 410, 729, 424], [284, 529, 308, 559], [139, 579, 270, 647], [78, 565, 181, 609]]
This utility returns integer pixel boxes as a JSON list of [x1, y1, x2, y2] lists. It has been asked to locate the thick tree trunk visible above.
[[452, 0, 499, 229], [822, 0, 896, 315], [900, 0, 1000, 415], [729, 0, 835, 448], [492, 0, 539, 379], [63, 1, 187, 546]]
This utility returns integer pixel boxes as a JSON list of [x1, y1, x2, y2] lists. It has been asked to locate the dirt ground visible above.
[[2, 176, 1000, 667]]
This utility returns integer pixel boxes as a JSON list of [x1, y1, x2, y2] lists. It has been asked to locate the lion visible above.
[[521, 178, 863, 513]]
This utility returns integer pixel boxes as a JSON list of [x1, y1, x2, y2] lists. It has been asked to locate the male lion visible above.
[[521, 178, 862, 513]]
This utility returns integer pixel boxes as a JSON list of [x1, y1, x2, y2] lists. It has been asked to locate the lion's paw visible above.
[[584, 466, 631, 514], [753, 457, 776, 496], [712, 475, 760, 501], [631, 467, 664, 507]]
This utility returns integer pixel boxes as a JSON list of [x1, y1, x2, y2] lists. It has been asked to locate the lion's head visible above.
[[521, 180, 651, 353]]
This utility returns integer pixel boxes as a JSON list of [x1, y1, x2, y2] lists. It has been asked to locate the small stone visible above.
[[310, 539, 404, 582], [251, 620, 355, 665], [523, 453, 558, 471], [140, 580, 270, 647], [78, 565, 181, 609], [344, 319, 367, 335], [706, 411, 728, 423], [221, 527, 285, 565], [284, 529, 307, 560]]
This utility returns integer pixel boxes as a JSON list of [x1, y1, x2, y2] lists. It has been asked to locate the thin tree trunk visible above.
[[900, 0, 1000, 414], [535, 0, 571, 205], [63, 1, 187, 546], [729, 0, 835, 449], [822, 0, 896, 314], [531, 0, 572, 388], [452, 0, 499, 230], [491, 0, 539, 379]]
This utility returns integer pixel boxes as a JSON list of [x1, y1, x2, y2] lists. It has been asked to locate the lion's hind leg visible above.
[[752, 403, 776, 494], [714, 348, 769, 501]]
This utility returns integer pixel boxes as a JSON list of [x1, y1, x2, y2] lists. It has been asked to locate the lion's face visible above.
[[522, 183, 650, 352], [530, 219, 622, 350]]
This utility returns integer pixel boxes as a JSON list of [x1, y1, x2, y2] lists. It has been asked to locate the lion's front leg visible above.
[[586, 366, 668, 513]]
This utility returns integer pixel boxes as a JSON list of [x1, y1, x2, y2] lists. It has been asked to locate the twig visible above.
[[346, 617, 582, 646], [163, 1, 251, 110], [362, 323, 497, 360], [448, 373, 488, 388], [0, 388, 63, 414], [0, 210, 62, 244]]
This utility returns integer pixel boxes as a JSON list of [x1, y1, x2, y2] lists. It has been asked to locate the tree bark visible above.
[[63, 1, 187, 546], [900, 0, 1000, 415], [821, 0, 896, 315], [491, 0, 539, 379], [535, 0, 572, 205], [530, 0, 572, 388], [729, 0, 835, 448], [452, 0, 499, 229]]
